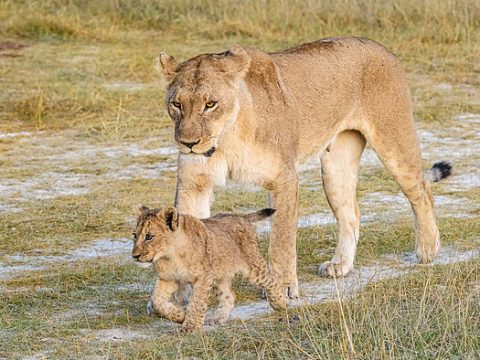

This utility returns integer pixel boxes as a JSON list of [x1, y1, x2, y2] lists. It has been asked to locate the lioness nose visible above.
[[179, 139, 200, 149]]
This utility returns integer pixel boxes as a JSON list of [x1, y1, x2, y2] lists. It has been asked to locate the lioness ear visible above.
[[216, 45, 251, 78], [159, 207, 179, 231], [158, 52, 179, 81], [134, 204, 149, 218]]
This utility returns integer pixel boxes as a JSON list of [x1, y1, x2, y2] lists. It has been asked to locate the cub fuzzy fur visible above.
[[132, 206, 287, 331]]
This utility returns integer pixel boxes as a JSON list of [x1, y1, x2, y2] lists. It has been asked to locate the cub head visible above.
[[158, 45, 250, 157], [132, 205, 180, 266]]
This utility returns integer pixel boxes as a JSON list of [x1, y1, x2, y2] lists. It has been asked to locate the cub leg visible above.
[[206, 277, 235, 325], [182, 277, 214, 332], [149, 279, 185, 323], [247, 260, 288, 311], [268, 174, 300, 299], [319, 130, 366, 277]]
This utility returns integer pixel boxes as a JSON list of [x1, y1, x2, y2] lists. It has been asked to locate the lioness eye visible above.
[[171, 101, 182, 110], [145, 234, 154, 241], [204, 101, 217, 111]]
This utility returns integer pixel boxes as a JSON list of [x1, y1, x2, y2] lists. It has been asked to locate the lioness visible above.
[[132, 206, 287, 331], [157, 37, 451, 298]]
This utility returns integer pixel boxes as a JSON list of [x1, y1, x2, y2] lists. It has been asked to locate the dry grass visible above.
[[1, 259, 478, 359], [0, 0, 479, 359]]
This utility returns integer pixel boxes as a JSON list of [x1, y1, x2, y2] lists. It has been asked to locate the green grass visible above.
[[1, 0, 479, 358]]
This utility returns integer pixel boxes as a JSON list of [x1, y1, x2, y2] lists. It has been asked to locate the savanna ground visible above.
[[0, 0, 479, 359]]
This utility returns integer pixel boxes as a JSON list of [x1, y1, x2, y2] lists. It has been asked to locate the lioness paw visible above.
[[318, 260, 353, 278], [287, 285, 300, 300], [416, 229, 440, 264]]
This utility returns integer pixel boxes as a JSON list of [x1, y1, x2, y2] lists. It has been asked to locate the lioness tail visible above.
[[424, 161, 452, 183], [243, 208, 276, 222]]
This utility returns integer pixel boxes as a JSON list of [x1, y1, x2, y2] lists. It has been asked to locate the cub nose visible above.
[[179, 139, 200, 149], [132, 254, 141, 260]]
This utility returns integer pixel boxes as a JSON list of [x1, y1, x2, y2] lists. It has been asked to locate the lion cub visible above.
[[132, 206, 287, 331]]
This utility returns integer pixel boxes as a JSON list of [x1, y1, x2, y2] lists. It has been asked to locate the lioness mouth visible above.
[[203, 147, 216, 157]]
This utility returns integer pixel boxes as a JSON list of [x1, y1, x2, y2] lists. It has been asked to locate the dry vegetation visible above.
[[0, 0, 479, 359]]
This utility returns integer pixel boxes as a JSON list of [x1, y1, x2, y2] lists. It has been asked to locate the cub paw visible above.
[[269, 298, 288, 311], [180, 321, 201, 333], [266, 287, 289, 310], [318, 260, 353, 278], [206, 314, 229, 326]]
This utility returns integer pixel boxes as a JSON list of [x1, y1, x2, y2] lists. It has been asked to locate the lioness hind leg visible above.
[[206, 278, 235, 326], [149, 279, 186, 323], [362, 97, 440, 263], [319, 130, 366, 277], [373, 143, 439, 263]]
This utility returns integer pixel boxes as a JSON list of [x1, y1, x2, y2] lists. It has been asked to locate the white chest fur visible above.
[[177, 139, 281, 189], [223, 142, 280, 186]]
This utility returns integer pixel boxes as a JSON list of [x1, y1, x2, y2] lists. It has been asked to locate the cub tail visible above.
[[424, 161, 452, 183], [243, 208, 276, 222]]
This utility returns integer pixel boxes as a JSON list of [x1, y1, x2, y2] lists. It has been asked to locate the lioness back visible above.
[[245, 37, 408, 159]]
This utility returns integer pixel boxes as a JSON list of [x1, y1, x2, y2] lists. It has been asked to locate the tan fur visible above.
[[159, 37, 443, 297], [132, 207, 287, 332]]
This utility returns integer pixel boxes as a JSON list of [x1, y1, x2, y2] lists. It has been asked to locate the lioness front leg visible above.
[[149, 279, 185, 323], [174, 154, 214, 219], [268, 174, 300, 299], [182, 277, 213, 332], [171, 164, 214, 305]]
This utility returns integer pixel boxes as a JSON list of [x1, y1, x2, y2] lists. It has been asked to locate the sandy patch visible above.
[[88, 328, 150, 341], [0, 131, 32, 139], [0, 136, 178, 211], [230, 245, 479, 321], [0, 238, 132, 280]]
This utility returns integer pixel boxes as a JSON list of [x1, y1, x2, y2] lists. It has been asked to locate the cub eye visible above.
[[145, 234, 154, 241], [204, 101, 217, 111], [170, 101, 182, 110]]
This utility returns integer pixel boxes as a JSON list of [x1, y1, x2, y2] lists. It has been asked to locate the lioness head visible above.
[[158, 46, 250, 157], [132, 205, 180, 265]]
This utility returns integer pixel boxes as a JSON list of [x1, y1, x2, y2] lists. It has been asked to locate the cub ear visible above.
[[134, 204, 149, 218], [158, 207, 179, 231], [158, 52, 179, 81], [216, 45, 251, 78]]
